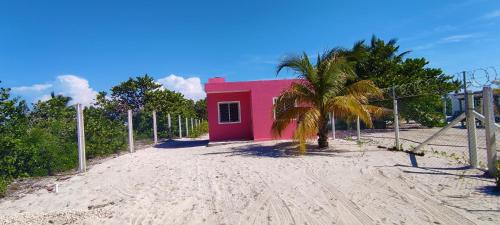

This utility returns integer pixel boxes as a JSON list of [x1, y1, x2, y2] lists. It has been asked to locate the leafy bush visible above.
[[189, 121, 208, 138], [400, 95, 447, 127], [0, 176, 7, 197], [84, 107, 127, 158], [0, 76, 206, 197]]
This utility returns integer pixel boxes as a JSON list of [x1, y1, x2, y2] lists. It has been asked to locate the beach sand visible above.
[[0, 136, 498, 224]]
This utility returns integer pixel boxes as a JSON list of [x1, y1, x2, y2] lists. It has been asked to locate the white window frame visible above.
[[217, 101, 241, 124]]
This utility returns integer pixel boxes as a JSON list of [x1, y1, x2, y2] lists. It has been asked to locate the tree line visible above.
[[0, 36, 460, 195], [0, 76, 207, 195], [272, 36, 460, 149]]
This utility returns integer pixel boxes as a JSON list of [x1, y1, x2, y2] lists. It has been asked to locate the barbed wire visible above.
[[463, 66, 499, 88], [369, 65, 499, 102]]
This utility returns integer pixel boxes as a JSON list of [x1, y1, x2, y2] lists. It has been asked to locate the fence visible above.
[[75, 108, 205, 173], [331, 86, 498, 177]]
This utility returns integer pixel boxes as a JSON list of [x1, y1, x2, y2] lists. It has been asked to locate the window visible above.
[[218, 102, 240, 123]]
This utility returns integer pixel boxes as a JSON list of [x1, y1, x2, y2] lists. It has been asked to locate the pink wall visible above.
[[206, 91, 253, 141], [206, 78, 298, 141]]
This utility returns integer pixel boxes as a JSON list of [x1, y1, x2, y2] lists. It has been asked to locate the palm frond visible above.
[[276, 53, 316, 84], [345, 80, 384, 102], [274, 47, 383, 150], [326, 95, 373, 127], [293, 108, 320, 152]]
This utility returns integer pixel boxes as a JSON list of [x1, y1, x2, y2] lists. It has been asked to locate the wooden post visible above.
[[76, 104, 86, 173], [483, 86, 497, 175], [466, 91, 477, 167], [153, 110, 158, 144], [356, 116, 361, 142], [128, 109, 134, 153], [178, 115, 182, 138], [185, 117, 189, 137]]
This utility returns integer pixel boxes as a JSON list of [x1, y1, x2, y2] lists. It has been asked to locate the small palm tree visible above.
[[272, 49, 384, 150]]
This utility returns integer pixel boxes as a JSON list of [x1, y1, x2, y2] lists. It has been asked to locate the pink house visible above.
[[205, 77, 298, 141]]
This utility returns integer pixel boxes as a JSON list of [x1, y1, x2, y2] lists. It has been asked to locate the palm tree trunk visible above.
[[317, 114, 329, 148]]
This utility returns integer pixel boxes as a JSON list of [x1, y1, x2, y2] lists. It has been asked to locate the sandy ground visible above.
[[0, 135, 498, 225], [356, 125, 500, 169]]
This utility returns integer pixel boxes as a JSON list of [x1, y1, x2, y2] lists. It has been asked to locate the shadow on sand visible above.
[[200, 142, 368, 158], [392, 164, 499, 195], [155, 139, 209, 149]]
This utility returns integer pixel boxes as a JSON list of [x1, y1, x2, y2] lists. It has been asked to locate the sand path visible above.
[[0, 138, 498, 224]]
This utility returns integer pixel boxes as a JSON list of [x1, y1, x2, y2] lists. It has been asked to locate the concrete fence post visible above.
[[356, 116, 361, 142], [167, 113, 171, 138], [443, 95, 447, 119], [128, 109, 134, 153], [153, 110, 158, 144], [185, 117, 189, 137], [466, 91, 478, 167], [483, 86, 497, 175], [178, 115, 182, 138], [76, 104, 86, 173], [393, 87, 401, 150], [331, 112, 336, 140]]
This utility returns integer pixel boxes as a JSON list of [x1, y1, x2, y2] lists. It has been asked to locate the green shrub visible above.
[[1, 78, 206, 198], [0, 176, 8, 197], [84, 107, 127, 158], [189, 121, 208, 138]]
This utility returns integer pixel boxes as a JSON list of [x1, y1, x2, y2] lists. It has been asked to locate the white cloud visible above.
[[11, 75, 98, 106], [11, 84, 52, 92], [157, 74, 205, 101], [433, 25, 457, 33], [440, 33, 481, 43], [482, 9, 500, 19], [412, 33, 483, 51], [36, 94, 52, 102], [54, 75, 98, 106]]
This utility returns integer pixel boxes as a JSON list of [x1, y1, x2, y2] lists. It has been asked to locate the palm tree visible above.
[[272, 49, 384, 150]]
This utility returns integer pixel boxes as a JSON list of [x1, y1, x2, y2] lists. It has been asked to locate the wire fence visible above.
[[71, 66, 499, 175], [329, 74, 499, 176], [74, 107, 206, 172]]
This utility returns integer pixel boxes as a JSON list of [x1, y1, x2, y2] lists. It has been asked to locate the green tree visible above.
[[347, 36, 460, 126], [109, 74, 161, 113], [84, 106, 127, 157], [145, 89, 198, 138], [0, 82, 30, 194], [194, 99, 207, 119], [28, 93, 78, 175], [272, 50, 384, 150]]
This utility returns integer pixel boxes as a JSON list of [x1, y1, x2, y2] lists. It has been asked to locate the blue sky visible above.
[[1, 0, 499, 104]]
